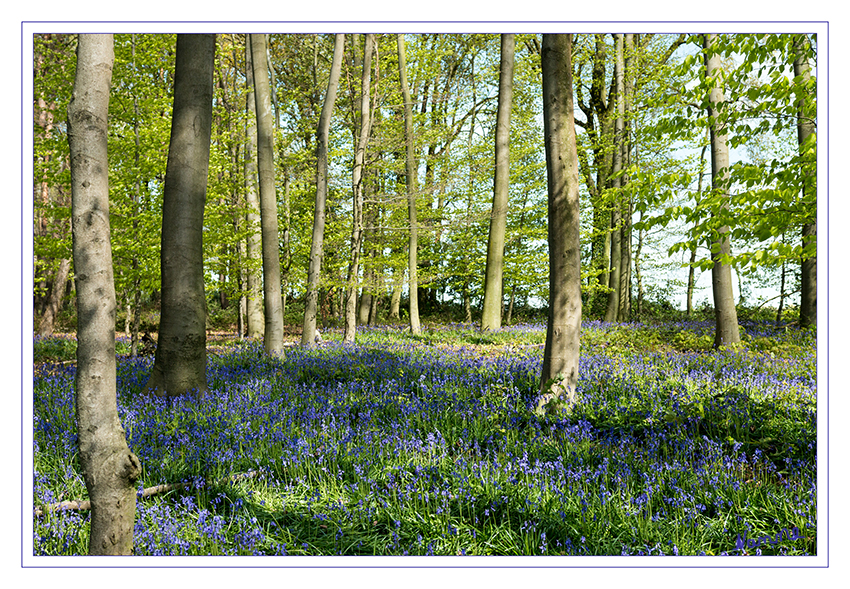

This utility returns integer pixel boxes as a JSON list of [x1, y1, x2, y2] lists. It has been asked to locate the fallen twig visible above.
[[33, 469, 263, 517]]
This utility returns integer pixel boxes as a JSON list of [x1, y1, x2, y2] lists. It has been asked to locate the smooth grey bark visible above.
[[67, 33, 141, 555], [504, 189, 531, 325], [794, 34, 816, 329], [145, 34, 215, 396], [280, 173, 292, 322], [344, 34, 375, 343], [302, 33, 345, 346], [397, 34, 421, 335], [618, 33, 634, 321], [537, 34, 582, 416], [389, 261, 402, 320], [250, 33, 285, 355], [463, 54, 478, 326], [129, 34, 143, 356], [704, 33, 741, 347], [358, 288, 372, 325], [635, 215, 645, 317], [480, 33, 515, 333], [244, 35, 264, 338], [777, 241, 787, 324], [604, 33, 624, 323]]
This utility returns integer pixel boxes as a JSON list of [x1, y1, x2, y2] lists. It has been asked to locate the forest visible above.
[[31, 32, 817, 558]]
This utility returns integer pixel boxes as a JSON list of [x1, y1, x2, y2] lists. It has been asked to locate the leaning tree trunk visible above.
[[67, 33, 141, 555], [704, 33, 740, 347], [397, 34, 421, 335], [480, 33, 515, 333], [794, 34, 816, 329], [344, 34, 375, 344], [145, 34, 215, 396], [251, 33, 285, 356], [537, 33, 582, 416], [244, 35, 264, 339], [302, 33, 345, 346]]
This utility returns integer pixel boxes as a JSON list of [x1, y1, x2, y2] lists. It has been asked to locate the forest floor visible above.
[[31, 319, 817, 557]]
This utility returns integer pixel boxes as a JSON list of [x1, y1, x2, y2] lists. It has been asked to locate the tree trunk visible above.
[[37, 257, 71, 336], [586, 35, 616, 317], [244, 35, 264, 338], [390, 266, 402, 320], [538, 34, 582, 416], [344, 34, 375, 343], [686, 246, 697, 318], [303, 34, 345, 346], [397, 34, 421, 335], [251, 33, 285, 356], [463, 282, 472, 324], [280, 172, 291, 323], [237, 278, 246, 338], [368, 286, 379, 325], [145, 34, 215, 396], [777, 253, 786, 325], [358, 289, 372, 325], [130, 35, 143, 356], [67, 33, 141, 555], [604, 34, 625, 323], [688, 139, 709, 319], [480, 34, 515, 332], [617, 33, 634, 321], [505, 190, 530, 326], [635, 220, 645, 318], [704, 33, 740, 347], [794, 34, 816, 329]]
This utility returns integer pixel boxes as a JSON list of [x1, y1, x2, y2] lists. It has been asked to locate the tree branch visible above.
[[34, 469, 263, 517]]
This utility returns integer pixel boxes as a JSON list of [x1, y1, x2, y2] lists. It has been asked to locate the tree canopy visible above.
[[33, 32, 818, 339]]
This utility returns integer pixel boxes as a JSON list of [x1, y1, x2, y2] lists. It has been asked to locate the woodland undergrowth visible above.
[[32, 320, 817, 556]]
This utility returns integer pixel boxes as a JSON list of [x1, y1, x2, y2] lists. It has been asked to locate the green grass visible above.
[[32, 320, 817, 557]]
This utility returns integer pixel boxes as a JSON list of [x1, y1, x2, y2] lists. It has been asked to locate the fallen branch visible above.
[[34, 469, 263, 517]]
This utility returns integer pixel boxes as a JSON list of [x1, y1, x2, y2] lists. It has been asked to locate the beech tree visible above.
[[38, 33, 815, 346], [480, 33, 515, 332], [68, 33, 141, 554], [244, 35, 264, 338], [144, 34, 216, 396], [636, 34, 815, 328], [603, 33, 626, 323], [251, 33, 285, 355], [618, 33, 635, 321], [537, 33, 582, 415], [302, 33, 345, 346], [793, 34, 816, 328], [343, 34, 376, 343], [575, 34, 687, 319], [397, 34, 421, 335], [704, 33, 741, 347]]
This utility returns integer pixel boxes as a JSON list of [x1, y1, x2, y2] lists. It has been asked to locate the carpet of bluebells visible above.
[[32, 320, 817, 556]]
